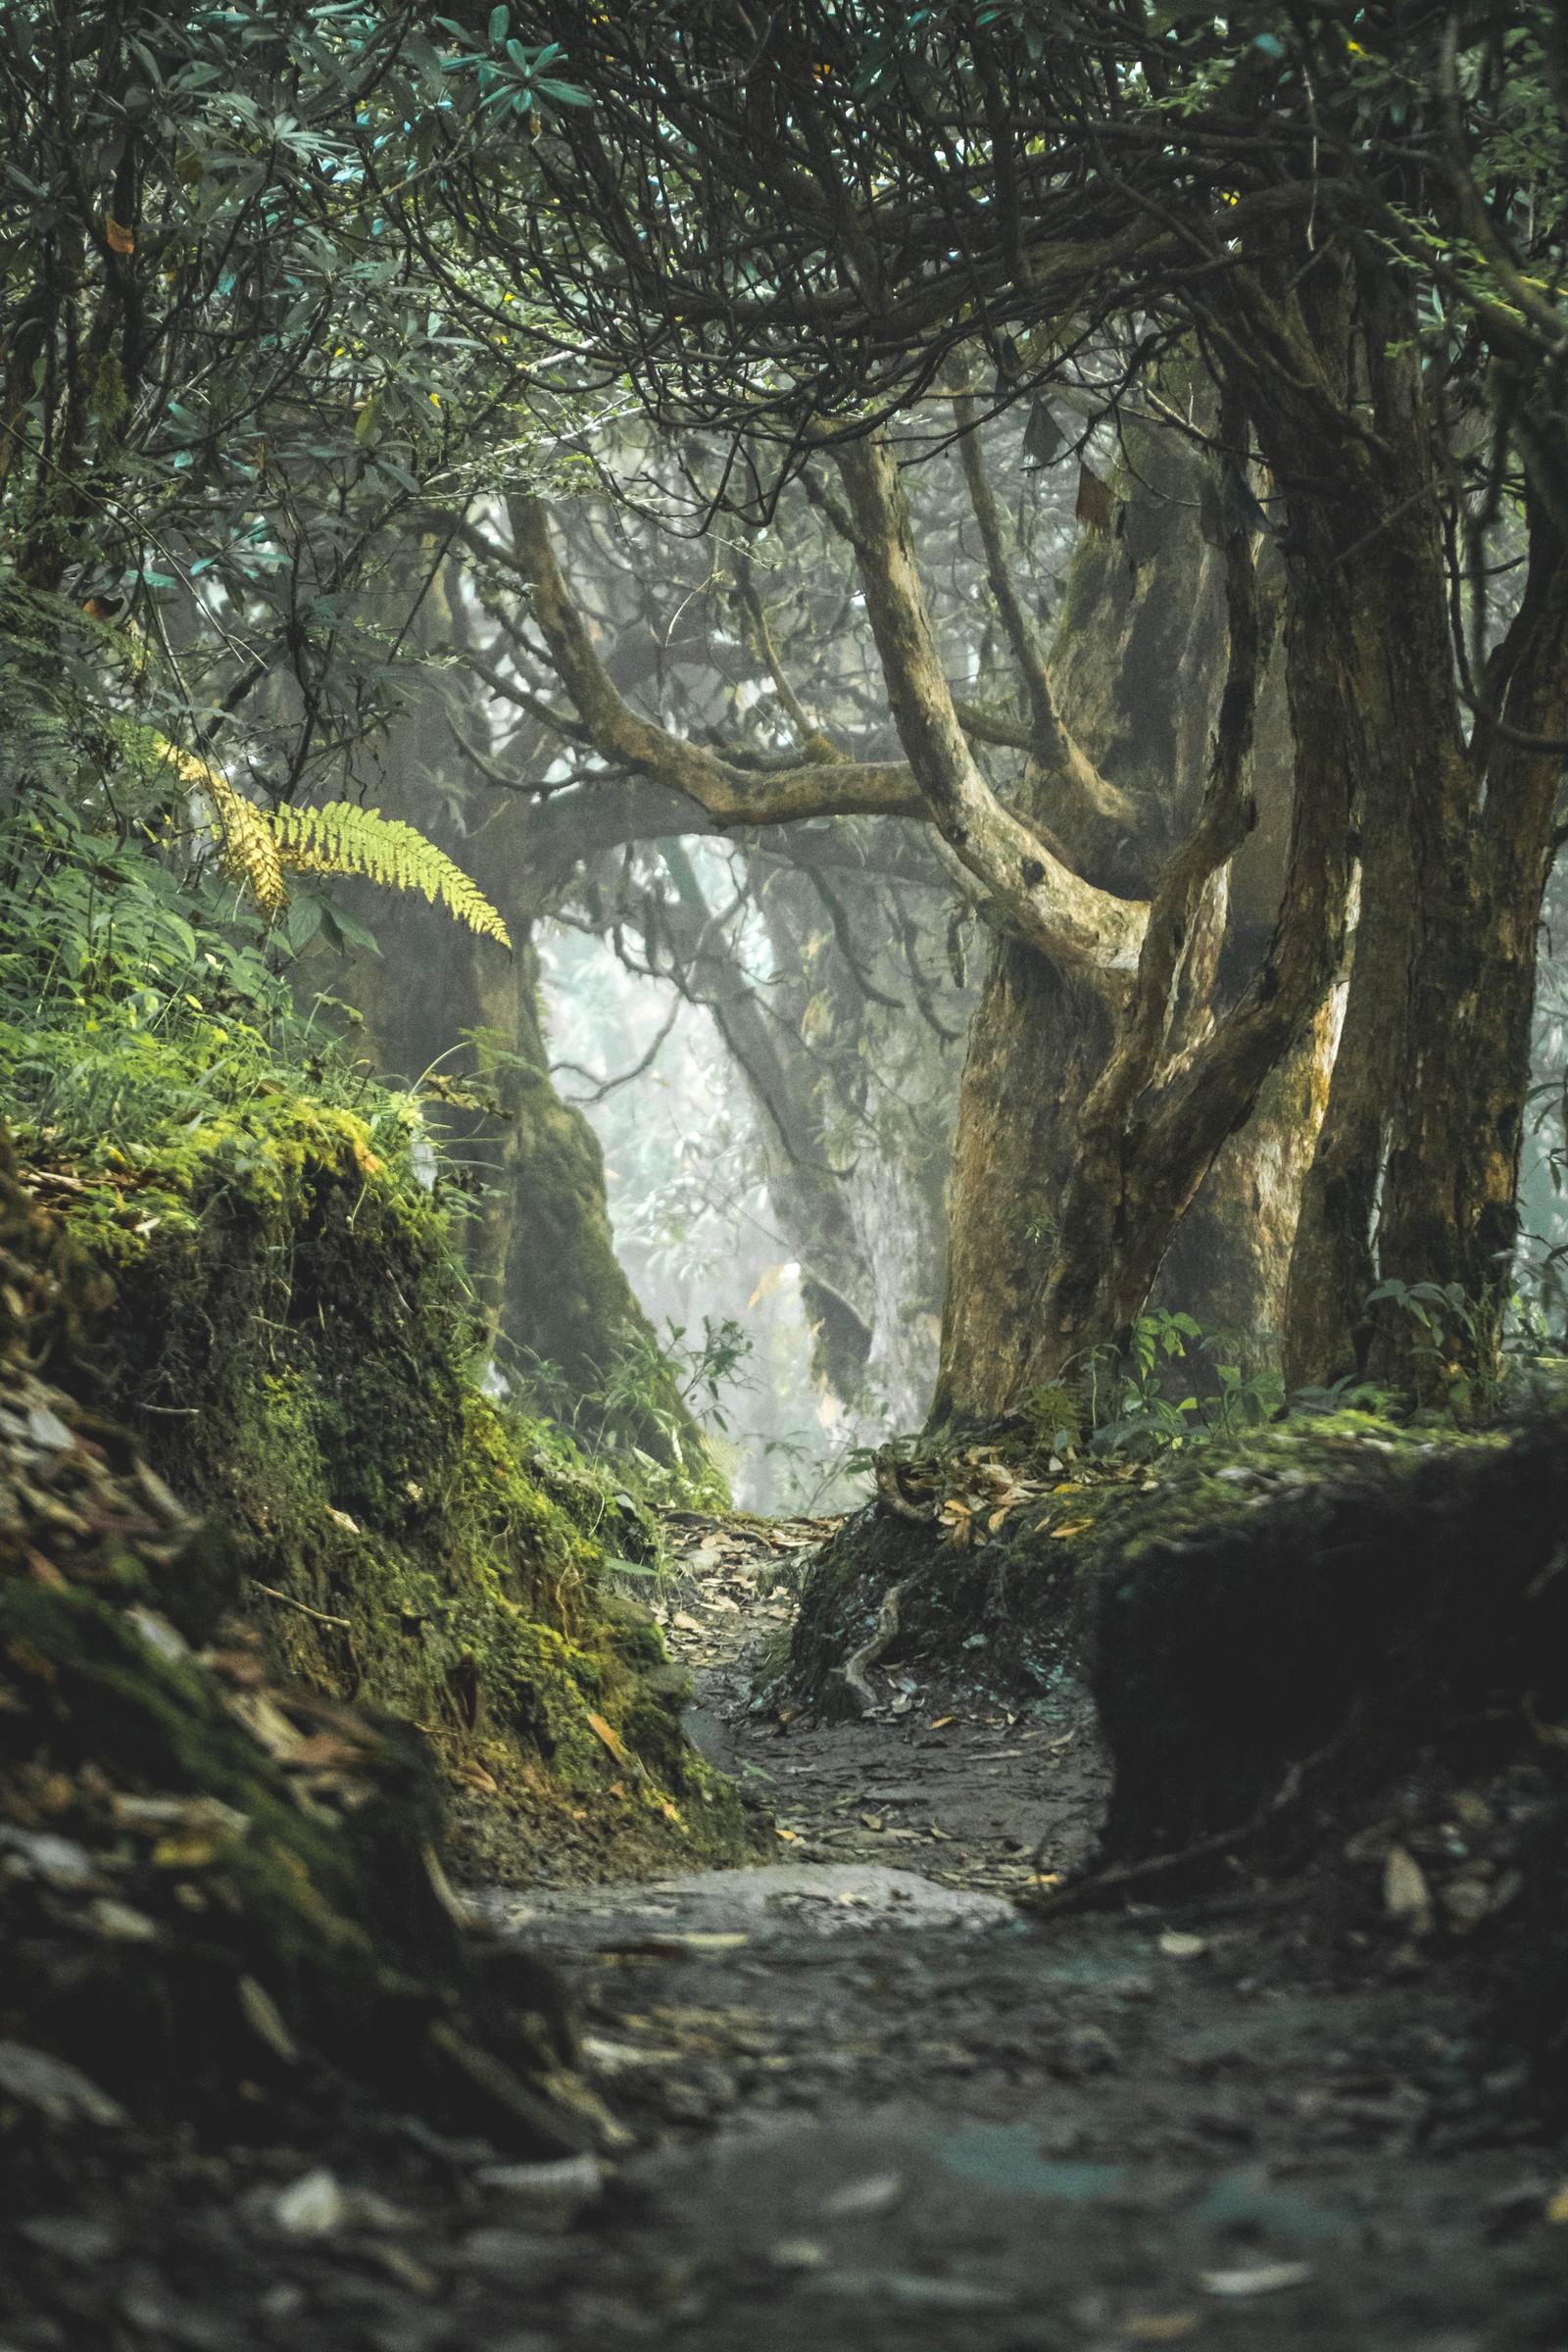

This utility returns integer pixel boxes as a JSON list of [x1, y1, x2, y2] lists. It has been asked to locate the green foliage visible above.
[[514, 1314, 747, 1513], [1364, 1277, 1490, 1419], [1075, 1310, 1285, 1461], [1019, 1380, 1081, 1459], [0, 0, 580, 643], [0, 1, 588, 1001], [172, 732, 512, 946], [272, 799, 512, 948]]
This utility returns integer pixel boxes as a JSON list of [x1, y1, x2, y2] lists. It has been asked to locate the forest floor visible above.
[[5, 1511, 1568, 2352]]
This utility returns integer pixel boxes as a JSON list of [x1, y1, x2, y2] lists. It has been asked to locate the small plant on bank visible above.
[[512, 1314, 751, 1514], [1080, 1310, 1284, 1461]]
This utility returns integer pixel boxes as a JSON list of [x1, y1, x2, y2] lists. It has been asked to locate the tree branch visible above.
[[506, 493, 927, 831], [950, 384, 1135, 857], [831, 429, 1148, 989]]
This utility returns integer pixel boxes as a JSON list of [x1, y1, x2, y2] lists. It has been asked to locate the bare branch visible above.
[[507, 492, 929, 831], [831, 429, 1148, 989]]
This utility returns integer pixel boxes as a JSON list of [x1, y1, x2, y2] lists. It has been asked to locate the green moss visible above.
[[3, 1005, 753, 1875]]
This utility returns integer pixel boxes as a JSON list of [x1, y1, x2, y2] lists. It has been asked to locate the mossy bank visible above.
[[7, 1008, 757, 1883], [773, 1411, 1503, 1723]]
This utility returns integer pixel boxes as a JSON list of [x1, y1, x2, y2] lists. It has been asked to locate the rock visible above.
[[272, 2168, 348, 2237]]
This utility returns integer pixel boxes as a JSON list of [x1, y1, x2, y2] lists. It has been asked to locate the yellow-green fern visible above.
[[156, 738, 288, 919], [271, 800, 511, 949], [150, 737, 510, 949]]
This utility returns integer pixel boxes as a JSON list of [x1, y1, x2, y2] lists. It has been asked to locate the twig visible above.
[[1022, 1737, 1343, 1917], [553, 990, 682, 1103], [250, 1581, 352, 1631]]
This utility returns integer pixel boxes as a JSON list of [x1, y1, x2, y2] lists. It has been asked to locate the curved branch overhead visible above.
[[508, 493, 925, 826], [508, 478, 1151, 990]]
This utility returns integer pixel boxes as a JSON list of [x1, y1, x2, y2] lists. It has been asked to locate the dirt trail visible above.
[[4, 1514, 1567, 2351], [654, 1508, 1111, 1891]]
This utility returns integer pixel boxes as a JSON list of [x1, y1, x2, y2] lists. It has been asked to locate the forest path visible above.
[[9, 1519, 1566, 2352], [458, 1513, 1568, 2350], [654, 1506, 1111, 1893]]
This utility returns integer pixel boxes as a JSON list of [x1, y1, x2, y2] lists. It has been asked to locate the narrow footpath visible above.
[[6, 1514, 1567, 2352]]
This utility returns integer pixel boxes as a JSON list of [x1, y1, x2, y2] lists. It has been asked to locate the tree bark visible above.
[[935, 395, 1333, 1417], [1272, 275, 1568, 1397]]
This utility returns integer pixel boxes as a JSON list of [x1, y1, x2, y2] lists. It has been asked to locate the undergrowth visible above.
[[0, 592, 749, 1876]]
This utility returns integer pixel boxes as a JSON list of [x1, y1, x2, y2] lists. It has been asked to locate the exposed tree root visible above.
[[842, 1577, 910, 1713]]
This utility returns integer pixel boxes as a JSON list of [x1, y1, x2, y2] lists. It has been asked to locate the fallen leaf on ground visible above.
[[807, 2270, 1012, 2309], [473, 2154, 603, 2229], [1158, 1931, 1206, 1959], [238, 1975, 300, 2064], [1200, 2261, 1312, 2296], [822, 2173, 904, 2218], [1051, 1520, 1092, 1540], [0, 2040, 126, 2128], [1384, 1843, 1432, 1931], [770, 2239, 828, 2270]]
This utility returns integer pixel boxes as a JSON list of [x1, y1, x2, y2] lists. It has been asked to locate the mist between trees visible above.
[[5, 1, 1568, 1505]]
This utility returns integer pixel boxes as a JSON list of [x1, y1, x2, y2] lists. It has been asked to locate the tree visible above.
[[0, 2, 719, 1461], [414, 373, 1330, 1420], [471, 0, 1568, 1402]]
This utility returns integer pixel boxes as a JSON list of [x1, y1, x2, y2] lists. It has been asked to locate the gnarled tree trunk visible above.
[[935, 404, 1324, 1419], [1272, 283, 1568, 1399]]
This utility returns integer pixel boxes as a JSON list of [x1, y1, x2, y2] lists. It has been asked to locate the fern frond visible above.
[[149, 736, 510, 948], [272, 801, 512, 950], [153, 734, 288, 918]]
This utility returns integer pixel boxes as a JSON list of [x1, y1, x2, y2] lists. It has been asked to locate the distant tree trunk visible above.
[[329, 570, 706, 1464]]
